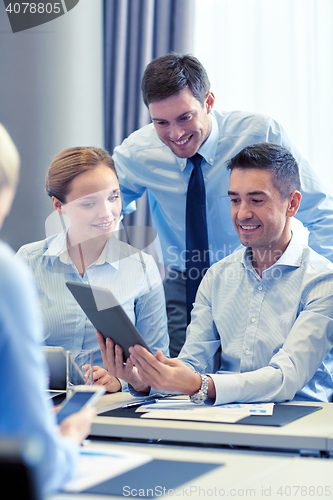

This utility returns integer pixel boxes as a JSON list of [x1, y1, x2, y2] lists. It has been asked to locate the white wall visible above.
[[193, 0, 333, 194], [0, 0, 103, 250]]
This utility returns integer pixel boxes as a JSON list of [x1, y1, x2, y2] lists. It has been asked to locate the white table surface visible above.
[[49, 438, 333, 500], [91, 393, 333, 453]]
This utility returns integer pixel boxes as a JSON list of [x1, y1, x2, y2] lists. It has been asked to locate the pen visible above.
[[121, 398, 158, 409], [80, 450, 123, 458], [120, 394, 175, 409]]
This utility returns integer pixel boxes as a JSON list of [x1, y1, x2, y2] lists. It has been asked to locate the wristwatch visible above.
[[190, 374, 209, 404]]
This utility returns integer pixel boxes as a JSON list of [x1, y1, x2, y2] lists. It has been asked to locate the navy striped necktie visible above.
[[185, 153, 209, 324]]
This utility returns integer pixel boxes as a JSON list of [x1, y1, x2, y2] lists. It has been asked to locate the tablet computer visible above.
[[65, 281, 152, 360]]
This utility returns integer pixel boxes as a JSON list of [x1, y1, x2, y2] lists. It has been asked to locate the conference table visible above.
[[50, 393, 333, 500], [92, 393, 333, 453]]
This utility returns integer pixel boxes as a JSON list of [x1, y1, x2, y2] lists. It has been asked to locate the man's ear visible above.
[[205, 92, 215, 113], [286, 191, 301, 218], [52, 196, 64, 214]]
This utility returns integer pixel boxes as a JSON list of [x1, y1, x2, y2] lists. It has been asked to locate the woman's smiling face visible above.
[[58, 164, 122, 244]]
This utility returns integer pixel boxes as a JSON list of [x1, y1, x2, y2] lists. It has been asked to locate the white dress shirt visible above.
[[178, 236, 333, 404]]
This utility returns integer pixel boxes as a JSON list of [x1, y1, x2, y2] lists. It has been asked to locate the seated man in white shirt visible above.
[[98, 142, 333, 404]]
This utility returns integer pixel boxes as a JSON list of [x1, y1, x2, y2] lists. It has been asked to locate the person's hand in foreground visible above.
[[96, 331, 149, 393], [129, 346, 216, 399], [59, 407, 96, 445]]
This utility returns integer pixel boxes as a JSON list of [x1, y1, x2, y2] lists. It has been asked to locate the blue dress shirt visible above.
[[178, 236, 333, 404], [17, 232, 169, 368], [114, 110, 333, 269], [0, 242, 78, 495]]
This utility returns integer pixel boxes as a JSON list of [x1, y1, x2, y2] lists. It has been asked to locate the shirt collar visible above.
[[104, 236, 122, 269], [43, 231, 68, 265], [175, 112, 219, 172], [241, 234, 304, 273], [43, 230, 122, 270], [269, 233, 304, 269]]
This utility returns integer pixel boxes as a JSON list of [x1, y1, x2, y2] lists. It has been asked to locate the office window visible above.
[[193, 0, 333, 193]]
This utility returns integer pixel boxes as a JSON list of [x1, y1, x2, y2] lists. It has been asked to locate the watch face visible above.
[[193, 393, 206, 404]]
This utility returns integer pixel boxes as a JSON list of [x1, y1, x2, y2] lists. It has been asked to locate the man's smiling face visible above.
[[228, 167, 292, 258], [148, 87, 215, 159]]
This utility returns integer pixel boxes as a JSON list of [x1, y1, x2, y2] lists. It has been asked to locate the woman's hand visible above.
[[91, 365, 122, 393], [96, 331, 150, 393]]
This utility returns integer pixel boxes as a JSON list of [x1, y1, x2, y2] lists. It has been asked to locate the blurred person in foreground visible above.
[[0, 123, 95, 496]]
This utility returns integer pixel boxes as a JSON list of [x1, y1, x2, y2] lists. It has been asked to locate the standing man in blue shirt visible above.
[[113, 53, 333, 357], [119, 143, 333, 404]]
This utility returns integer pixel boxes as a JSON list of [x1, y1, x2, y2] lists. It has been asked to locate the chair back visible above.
[[0, 437, 43, 500]]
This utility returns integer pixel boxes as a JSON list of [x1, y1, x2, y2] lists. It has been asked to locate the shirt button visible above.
[[180, 163, 184, 167], [246, 349, 251, 355], [84, 281, 89, 285], [209, 158, 213, 162], [251, 317, 256, 323], [258, 285, 262, 291]]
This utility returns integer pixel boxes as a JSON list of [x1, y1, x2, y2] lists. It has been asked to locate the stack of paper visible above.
[[137, 400, 274, 424], [63, 444, 152, 492]]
